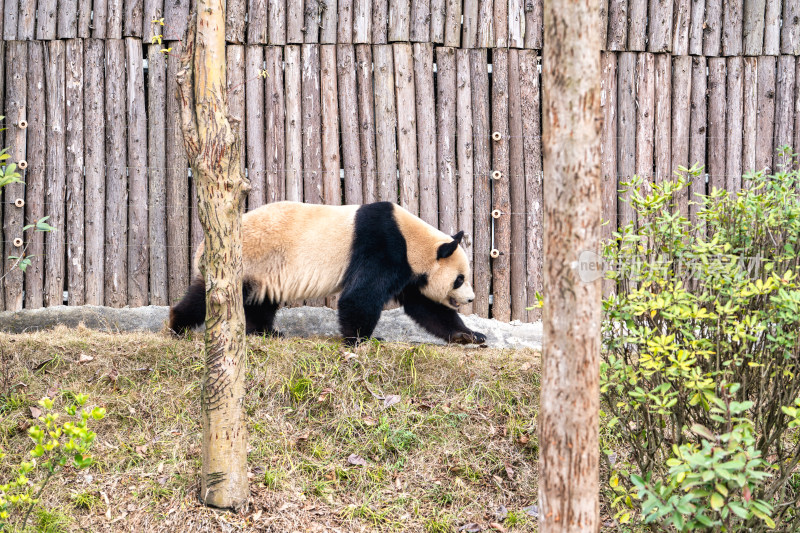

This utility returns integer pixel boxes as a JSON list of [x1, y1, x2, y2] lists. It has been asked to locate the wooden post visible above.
[[321, 45, 342, 206], [66, 39, 85, 306], [353, 0, 371, 42], [410, 0, 431, 41], [36, 0, 58, 39], [462, 0, 478, 47], [4, 0, 17, 40], [284, 46, 303, 201], [616, 52, 635, 228], [123, 0, 144, 36], [445, 0, 462, 46], [163, 0, 189, 39], [491, 49, 511, 322], [635, 53, 654, 187], [84, 39, 106, 305], [764, 0, 781, 54], [78, 0, 93, 37], [337, 44, 363, 205], [689, 0, 705, 54], [373, 0, 389, 42], [707, 58, 727, 192], [389, 0, 411, 42], [166, 42, 190, 304], [756, 56, 776, 173], [268, 0, 286, 44], [470, 49, 491, 318], [58, 0, 79, 38], [601, 52, 617, 297], [628, 0, 646, 50], [722, 0, 743, 56], [477, 0, 493, 48], [247, 0, 268, 43], [493, 0, 508, 46], [373, 45, 398, 202], [508, 50, 527, 321], [781, 0, 800, 54], [227, 46, 246, 196], [265, 46, 286, 202], [673, 0, 690, 54], [525, 0, 543, 48], [18, 0, 36, 40], [148, 44, 168, 305], [436, 47, 457, 235], [287, 0, 304, 42], [689, 56, 708, 223], [726, 57, 744, 193], [430, 0, 445, 43], [305, 0, 320, 42], [321, 0, 339, 43], [654, 54, 672, 182], [648, 0, 672, 52], [793, 58, 800, 168], [455, 49, 474, 316], [107, 0, 124, 38], [225, 0, 245, 42], [126, 38, 149, 307], [743, 0, 766, 54], [144, 0, 165, 42], [672, 56, 691, 216], [245, 45, 266, 207], [704, 0, 722, 55], [606, 0, 627, 50], [414, 43, 437, 226], [540, 0, 602, 523], [743, 57, 758, 174], [301, 44, 323, 207], [773, 55, 795, 170], [394, 43, 419, 215], [356, 45, 377, 203], [176, 5, 250, 508], [93, 0, 108, 38], [26, 42, 46, 310]]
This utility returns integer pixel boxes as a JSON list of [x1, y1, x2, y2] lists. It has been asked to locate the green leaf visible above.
[[710, 492, 724, 510]]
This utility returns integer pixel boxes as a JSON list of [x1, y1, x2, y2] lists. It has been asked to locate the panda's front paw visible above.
[[450, 331, 487, 345]]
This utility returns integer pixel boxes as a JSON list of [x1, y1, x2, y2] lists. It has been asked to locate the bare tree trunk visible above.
[[539, 0, 601, 528], [176, 2, 251, 509]]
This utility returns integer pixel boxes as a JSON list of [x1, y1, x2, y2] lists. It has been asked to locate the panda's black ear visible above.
[[437, 232, 464, 260]]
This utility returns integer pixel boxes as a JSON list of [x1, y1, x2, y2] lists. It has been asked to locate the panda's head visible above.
[[421, 231, 475, 310]]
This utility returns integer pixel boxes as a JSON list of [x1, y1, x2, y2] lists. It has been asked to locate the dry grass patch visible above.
[[0, 326, 539, 532]]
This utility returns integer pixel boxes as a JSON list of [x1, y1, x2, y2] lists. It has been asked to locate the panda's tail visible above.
[[168, 276, 206, 334]]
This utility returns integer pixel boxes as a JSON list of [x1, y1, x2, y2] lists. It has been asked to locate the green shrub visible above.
[[601, 157, 800, 531]]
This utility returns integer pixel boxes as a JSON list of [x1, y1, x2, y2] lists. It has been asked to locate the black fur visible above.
[[397, 281, 487, 345], [437, 231, 463, 259]]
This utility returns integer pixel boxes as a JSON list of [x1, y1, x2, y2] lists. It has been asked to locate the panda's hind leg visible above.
[[243, 282, 281, 336]]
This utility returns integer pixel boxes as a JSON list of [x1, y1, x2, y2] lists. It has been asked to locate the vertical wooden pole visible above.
[[436, 47, 457, 235], [413, 43, 437, 226], [287, 0, 304, 42], [689, 56, 708, 223], [284, 45, 303, 201], [628, 0, 646, 51], [410, 0, 431, 41], [107, 0, 124, 38], [18, 0, 36, 40], [3, 0, 17, 40], [227, 46, 246, 197], [337, 44, 363, 205], [321, 45, 342, 206], [66, 39, 85, 306], [508, 50, 527, 321], [301, 44, 323, 206], [462, 0, 478, 47], [648, 0, 672, 52], [124, 0, 144, 36], [93, 0, 108, 38], [455, 49, 474, 316], [265, 46, 286, 202], [353, 0, 371, 42], [635, 53, 654, 187], [476, 0, 493, 48], [689, 0, 705, 54], [245, 45, 266, 207], [781, 0, 800, 54], [491, 49, 511, 322], [673, 0, 690, 54], [321, 0, 339, 43], [672, 56, 691, 216], [373, 0, 389, 42], [59, 0, 79, 38], [707, 58, 727, 192], [444, 0, 462, 46], [144, 0, 165, 42], [431, 0, 446, 43], [268, 0, 286, 44], [163, 0, 189, 39], [743, 0, 766, 54], [722, 0, 744, 56], [36, 0, 58, 39], [84, 39, 106, 305], [654, 54, 672, 182], [148, 44, 168, 305], [226, 0, 246, 42], [764, 0, 781, 54], [247, 0, 268, 43], [25, 42, 46, 310], [601, 52, 617, 297], [305, 0, 320, 42], [773, 55, 795, 170], [373, 45, 397, 202], [394, 43, 419, 215], [755, 56, 776, 173], [525, 0, 543, 48], [616, 52, 635, 228], [493, 0, 508, 46], [79, 0, 93, 37], [742, 57, 758, 174], [356, 45, 377, 203], [470, 49, 491, 318], [607, 0, 627, 50], [704, 0, 722, 55], [726, 57, 744, 193]]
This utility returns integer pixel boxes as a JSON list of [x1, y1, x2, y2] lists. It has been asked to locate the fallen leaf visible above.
[[157, 462, 164, 474], [252, 510, 263, 522], [522, 505, 539, 518], [362, 416, 378, 426], [492, 475, 504, 486], [29, 406, 42, 419], [347, 454, 367, 466], [488, 523, 507, 532], [495, 505, 508, 521], [135, 445, 148, 455], [297, 431, 310, 441], [78, 354, 94, 364], [517, 434, 530, 445], [33, 358, 55, 372], [277, 502, 291, 512], [383, 395, 401, 409], [342, 351, 359, 362], [45, 386, 57, 398], [317, 388, 334, 402], [504, 462, 515, 480], [459, 523, 482, 532], [519, 361, 532, 372], [395, 477, 402, 490]]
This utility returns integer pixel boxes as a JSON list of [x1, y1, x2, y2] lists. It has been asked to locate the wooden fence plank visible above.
[[773, 55, 795, 169], [147, 44, 167, 305], [782, 0, 800, 54], [78, 0, 92, 37], [321, 45, 341, 207], [462, 0, 478, 47], [338, 0, 354, 42], [507, 50, 526, 321], [58, 0, 79, 38], [635, 53, 654, 187], [524, 0, 543, 49], [248, 0, 268, 43], [508, 0, 523, 48], [44, 41, 67, 307], [793, 58, 800, 170], [389, 0, 411, 41], [1, 41, 7, 308], [337, 45, 362, 204], [704, 0, 722, 55], [723, 0, 743, 55], [190, 172, 202, 262], [394, 43, 419, 214], [743, 57, 757, 174], [36, 0, 58, 40], [107, 0, 123, 38], [617, 52, 635, 228], [321, 0, 338, 43], [265, 46, 285, 202], [493, 0, 508, 47], [648, 0, 672, 52], [18, 0, 36, 40], [673, 0, 690, 54], [413, 43, 437, 226], [373, 0, 389, 42], [246, 45, 266, 207], [268, 0, 286, 44], [105, 39, 127, 307], [627, 0, 646, 50], [227, 45, 246, 194], [689, 0, 705, 54], [144, 0, 164, 42], [726, 57, 744, 193], [301, 44, 323, 205], [287, 0, 304, 43], [356, 45, 377, 203], [672, 55, 691, 216], [162, 0, 188, 40], [93, 0, 108, 38], [519, 50, 541, 320], [4, 0, 17, 40], [600, 52, 617, 293], [708, 58, 727, 192], [470, 49, 490, 318], [436, 47, 457, 235], [226, 0, 245, 42], [284, 45, 303, 201], [125, 38, 148, 307], [689, 56, 707, 223], [606, 0, 627, 50], [373, 45, 397, 202], [431, 0, 445, 43], [124, 0, 144, 36], [756, 56, 776, 172], [410, 0, 431, 41], [353, 0, 371, 42], [654, 54, 672, 182], [764, 0, 781, 54], [25, 42, 46, 309], [491, 49, 510, 321], [65, 40, 84, 306], [743, 0, 765, 54], [84, 40, 105, 305], [477, 0, 493, 48], [304, 0, 320, 42], [165, 42, 189, 304], [455, 49, 474, 316]]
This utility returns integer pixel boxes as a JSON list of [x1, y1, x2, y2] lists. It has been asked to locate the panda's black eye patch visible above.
[[453, 274, 465, 289]]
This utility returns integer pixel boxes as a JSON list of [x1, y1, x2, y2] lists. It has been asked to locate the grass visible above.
[[0, 326, 540, 532]]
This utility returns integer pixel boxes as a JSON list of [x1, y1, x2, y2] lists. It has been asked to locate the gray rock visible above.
[[0, 305, 542, 350]]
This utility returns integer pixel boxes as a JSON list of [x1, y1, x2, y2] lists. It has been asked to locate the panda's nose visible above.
[[467, 298, 474, 303]]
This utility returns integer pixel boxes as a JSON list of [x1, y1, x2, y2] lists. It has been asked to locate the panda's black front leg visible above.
[[337, 290, 385, 346], [398, 285, 487, 345]]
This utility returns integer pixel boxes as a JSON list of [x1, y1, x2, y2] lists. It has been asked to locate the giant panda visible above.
[[169, 201, 487, 345]]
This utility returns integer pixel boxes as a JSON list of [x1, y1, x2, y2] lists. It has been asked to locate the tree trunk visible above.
[[176, 3, 251, 509], [539, 0, 601, 529]]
